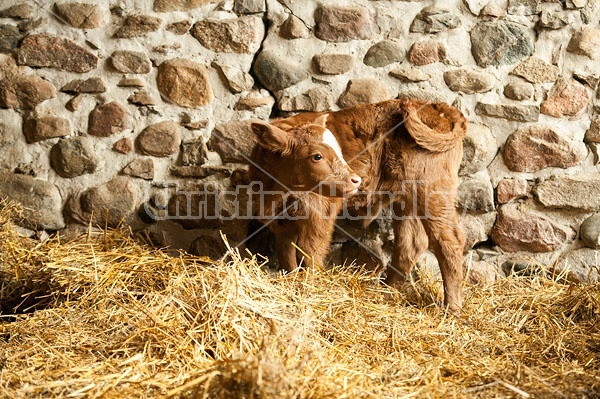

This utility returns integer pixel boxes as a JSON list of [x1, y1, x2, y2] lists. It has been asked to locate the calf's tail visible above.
[[399, 98, 467, 153]]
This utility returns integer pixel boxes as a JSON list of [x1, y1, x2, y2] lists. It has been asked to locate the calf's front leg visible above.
[[272, 220, 299, 272], [295, 216, 337, 268]]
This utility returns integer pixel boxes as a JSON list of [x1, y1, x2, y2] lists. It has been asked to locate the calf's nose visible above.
[[349, 174, 362, 187]]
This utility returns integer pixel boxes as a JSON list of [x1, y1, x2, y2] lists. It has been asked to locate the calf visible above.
[[249, 98, 467, 311]]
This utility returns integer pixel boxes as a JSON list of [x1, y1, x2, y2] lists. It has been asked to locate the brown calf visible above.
[[249, 98, 467, 311]]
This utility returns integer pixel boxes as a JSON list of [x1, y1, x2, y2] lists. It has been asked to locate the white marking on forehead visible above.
[[322, 129, 347, 165]]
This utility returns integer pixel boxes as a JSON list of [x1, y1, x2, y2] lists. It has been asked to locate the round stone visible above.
[[363, 40, 405, 68], [137, 121, 181, 157], [50, 136, 98, 178], [580, 213, 600, 249]]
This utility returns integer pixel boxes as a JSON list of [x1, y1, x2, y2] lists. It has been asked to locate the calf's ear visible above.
[[312, 114, 329, 127], [251, 122, 293, 155]]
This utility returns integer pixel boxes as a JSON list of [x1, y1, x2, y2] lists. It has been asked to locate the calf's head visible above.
[[251, 115, 361, 197]]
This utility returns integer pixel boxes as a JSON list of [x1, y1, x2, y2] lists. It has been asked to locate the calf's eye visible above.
[[312, 154, 323, 162]]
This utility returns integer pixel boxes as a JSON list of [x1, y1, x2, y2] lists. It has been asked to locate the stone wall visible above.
[[0, 0, 599, 282]]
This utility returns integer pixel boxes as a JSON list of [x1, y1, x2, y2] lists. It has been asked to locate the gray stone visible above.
[[17, 34, 98, 73], [408, 41, 446, 66], [110, 50, 151, 74], [463, 0, 489, 16], [491, 204, 572, 252], [75, 177, 139, 228], [457, 176, 495, 213], [396, 88, 452, 104], [538, 5, 570, 29], [0, 74, 56, 110], [507, 0, 540, 15], [475, 103, 539, 122], [122, 158, 154, 180], [470, 20, 534, 67], [363, 40, 405, 68], [460, 123, 497, 176], [61, 77, 106, 93], [503, 125, 586, 172], [541, 78, 591, 118], [0, 3, 33, 19], [88, 101, 128, 137], [157, 58, 212, 108], [501, 258, 549, 278], [465, 259, 497, 285], [213, 63, 254, 93], [54, 2, 106, 29], [580, 3, 594, 22], [191, 16, 264, 54], [314, 6, 379, 42], [253, 51, 310, 91], [504, 81, 533, 101], [182, 139, 208, 166], [0, 172, 65, 230], [534, 175, 600, 211], [279, 87, 334, 112], [460, 212, 496, 251], [338, 79, 390, 108], [553, 249, 599, 283], [137, 121, 181, 157], [481, 2, 506, 17], [444, 68, 495, 94], [114, 15, 161, 38], [497, 178, 528, 204], [279, 14, 309, 39], [167, 182, 233, 229], [0, 24, 22, 53], [208, 119, 258, 163], [573, 73, 599, 91], [564, 0, 588, 8], [154, 0, 218, 12], [511, 57, 559, 84], [23, 115, 71, 143], [313, 54, 354, 75], [50, 136, 97, 178], [567, 27, 600, 60], [580, 213, 600, 249], [410, 7, 461, 33], [233, 0, 265, 14], [0, 121, 16, 148], [189, 234, 228, 259], [389, 67, 431, 82]]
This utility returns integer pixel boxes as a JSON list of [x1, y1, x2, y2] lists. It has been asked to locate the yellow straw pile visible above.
[[1, 203, 598, 398]]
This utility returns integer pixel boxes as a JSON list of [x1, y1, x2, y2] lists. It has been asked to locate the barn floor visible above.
[[1, 205, 599, 398]]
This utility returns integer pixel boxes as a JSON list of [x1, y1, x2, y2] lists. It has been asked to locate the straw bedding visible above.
[[1, 203, 599, 398]]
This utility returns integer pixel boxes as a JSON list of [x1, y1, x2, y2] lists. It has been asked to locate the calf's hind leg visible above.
[[421, 202, 465, 312], [385, 216, 428, 286]]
